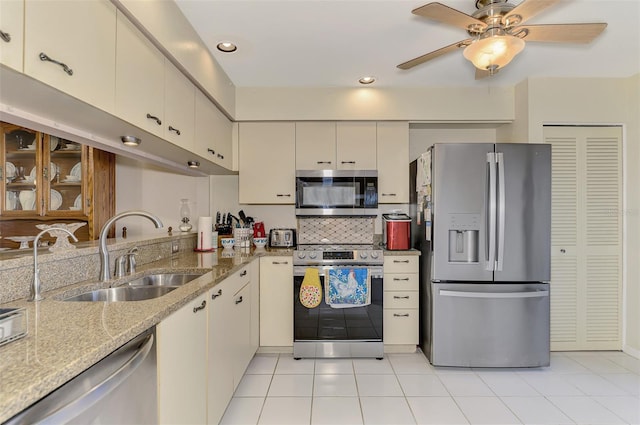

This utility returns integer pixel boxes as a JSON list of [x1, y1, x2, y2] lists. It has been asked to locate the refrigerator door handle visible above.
[[496, 152, 505, 271], [439, 289, 549, 299], [486, 153, 497, 271]]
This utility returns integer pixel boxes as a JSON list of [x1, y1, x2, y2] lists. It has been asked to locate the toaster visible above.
[[269, 228, 296, 248]]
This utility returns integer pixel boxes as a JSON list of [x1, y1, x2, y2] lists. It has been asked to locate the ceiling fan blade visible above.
[[504, 0, 561, 26], [475, 67, 495, 80], [397, 39, 472, 70], [412, 2, 486, 32], [517, 23, 607, 43]]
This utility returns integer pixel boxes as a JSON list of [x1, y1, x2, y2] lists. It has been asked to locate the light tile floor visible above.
[[220, 351, 640, 425]]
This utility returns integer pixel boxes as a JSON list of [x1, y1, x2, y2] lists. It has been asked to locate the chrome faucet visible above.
[[98, 211, 163, 282], [31, 228, 79, 301]]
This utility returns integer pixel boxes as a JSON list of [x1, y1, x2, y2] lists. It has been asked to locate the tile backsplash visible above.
[[298, 217, 375, 245]]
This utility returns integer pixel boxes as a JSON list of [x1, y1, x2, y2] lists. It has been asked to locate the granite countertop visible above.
[[0, 247, 292, 423]]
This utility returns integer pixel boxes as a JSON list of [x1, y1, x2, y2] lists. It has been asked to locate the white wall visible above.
[[116, 157, 210, 237]]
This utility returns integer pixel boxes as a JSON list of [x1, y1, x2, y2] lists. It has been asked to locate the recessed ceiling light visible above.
[[217, 42, 237, 53], [359, 76, 376, 85], [187, 160, 200, 168], [121, 135, 141, 146]]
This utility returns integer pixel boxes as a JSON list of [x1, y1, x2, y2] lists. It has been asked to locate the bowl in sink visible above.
[[64, 286, 177, 302]]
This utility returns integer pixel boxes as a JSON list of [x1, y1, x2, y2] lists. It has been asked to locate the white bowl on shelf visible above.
[[220, 238, 235, 250]]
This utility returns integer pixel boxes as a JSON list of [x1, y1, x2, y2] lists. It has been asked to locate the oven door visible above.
[[295, 170, 378, 216], [293, 265, 383, 342]]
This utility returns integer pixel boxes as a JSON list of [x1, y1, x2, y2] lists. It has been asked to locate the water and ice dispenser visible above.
[[447, 213, 480, 263]]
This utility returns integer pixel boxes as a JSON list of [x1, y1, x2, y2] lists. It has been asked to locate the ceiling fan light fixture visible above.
[[359, 76, 376, 85], [463, 33, 525, 72]]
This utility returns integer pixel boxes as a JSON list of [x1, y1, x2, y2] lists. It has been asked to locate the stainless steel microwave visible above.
[[295, 170, 378, 216]]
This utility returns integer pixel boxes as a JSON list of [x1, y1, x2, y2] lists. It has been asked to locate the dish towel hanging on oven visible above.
[[300, 268, 323, 308], [325, 268, 370, 308]]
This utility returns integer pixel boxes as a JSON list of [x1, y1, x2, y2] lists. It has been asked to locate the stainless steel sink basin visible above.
[[64, 286, 177, 302], [124, 273, 203, 288], [63, 273, 205, 302]]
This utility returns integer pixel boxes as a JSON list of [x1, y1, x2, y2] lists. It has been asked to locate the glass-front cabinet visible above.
[[1, 122, 114, 250]]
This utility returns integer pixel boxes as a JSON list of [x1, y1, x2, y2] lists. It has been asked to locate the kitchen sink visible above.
[[63, 272, 205, 302], [64, 286, 177, 302]]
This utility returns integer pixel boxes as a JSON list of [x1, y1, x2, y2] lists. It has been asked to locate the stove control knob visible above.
[[309, 252, 318, 259], [359, 251, 368, 259], [371, 251, 379, 259], [297, 251, 306, 259]]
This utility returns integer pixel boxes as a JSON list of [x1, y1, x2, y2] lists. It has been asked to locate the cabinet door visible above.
[[295, 122, 336, 170], [250, 259, 260, 353], [259, 257, 293, 346], [232, 282, 252, 388], [384, 309, 419, 345], [377, 122, 409, 203], [157, 295, 208, 425], [194, 90, 233, 169], [208, 281, 234, 425], [239, 122, 295, 204], [164, 61, 195, 151], [2, 125, 40, 216], [24, 0, 116, 113], [336, 122, 376, 170], [0, 0, 23, 71], [115, 11, 164, 137]]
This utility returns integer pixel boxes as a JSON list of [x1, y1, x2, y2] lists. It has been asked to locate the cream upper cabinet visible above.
[[295, 122, 336, 170], [377, 122, 410, 204], [336, 122, 377, 170], [115, 11, 164, 137], [164, 61, 195, 151], [239, 122, 295, 204], [194, 90, 233, 170], [157, 294, 208, 425], [0, 0, 23, 71], [24, 0, 116, 113], [260, 256, 293, 346]]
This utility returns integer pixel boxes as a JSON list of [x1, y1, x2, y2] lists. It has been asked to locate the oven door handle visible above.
[[293, 266, 384, 277]]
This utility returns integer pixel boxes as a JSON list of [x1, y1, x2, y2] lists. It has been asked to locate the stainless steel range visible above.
[[293, 243, 384, 359]]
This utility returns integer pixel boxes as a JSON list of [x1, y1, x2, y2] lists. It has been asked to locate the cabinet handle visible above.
[[272, 261, 289, 265], [393, 296, 411, 299], [168, 125, 181, 136], [212, 289, 222, 299], [146, 113, 162, 126], [217, 153, 224, 159], [276, 194, 291, 197], [240, 270, 247, 277], [193, 300, 206, 313], [393, 313, 410, 317], [382, 193, 397, 196], [341, 161, 356, 164], [207, 148, 215, 155], [393, 278, 410, 281], [560, 249, 566, 254], [0, 30, 10, 43], [316, 161, 332, 164], [235, 296, 243, 305], [393, 260, 410, 263], [39, 52, 73, 76]]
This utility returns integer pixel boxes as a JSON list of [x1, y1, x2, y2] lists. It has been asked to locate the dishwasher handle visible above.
[[6, 331, 154, 425]]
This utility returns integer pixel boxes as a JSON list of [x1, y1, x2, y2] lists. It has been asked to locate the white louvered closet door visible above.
[[545, 126, 623, 351]]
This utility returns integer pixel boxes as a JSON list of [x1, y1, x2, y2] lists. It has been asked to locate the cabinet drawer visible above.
[[384, 291, 419, 309], [383, 309, 418, 345], [384, 273, 418, 291], [384, 256, 418, 273]]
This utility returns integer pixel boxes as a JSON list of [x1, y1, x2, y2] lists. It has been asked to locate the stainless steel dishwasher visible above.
[[6, 329, 157, 424]]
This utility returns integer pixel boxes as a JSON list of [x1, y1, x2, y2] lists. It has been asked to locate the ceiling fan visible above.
[[397, 0, 607, 78]]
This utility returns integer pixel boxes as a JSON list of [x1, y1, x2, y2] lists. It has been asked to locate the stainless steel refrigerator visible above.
[[410, 143, 551, 367]]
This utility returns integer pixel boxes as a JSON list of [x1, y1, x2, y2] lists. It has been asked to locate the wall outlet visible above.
[[171, 241, 180, 254]]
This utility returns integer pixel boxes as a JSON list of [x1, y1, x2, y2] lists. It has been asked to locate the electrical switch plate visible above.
[[171, 241, 180, 254]]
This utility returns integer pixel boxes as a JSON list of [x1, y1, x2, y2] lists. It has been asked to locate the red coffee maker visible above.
[[382, 213, 411, 250]]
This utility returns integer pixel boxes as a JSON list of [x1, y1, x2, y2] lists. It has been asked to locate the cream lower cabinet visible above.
[[383, 255, 419, 349], [260, 256, 293, 346], [239, 122, 295, 204], [0, 0, 23, 71], [157, 294, 208, 424], [377, 122, 409, 204], [207, 265, 255, 424], [24, 0, 116, 113]]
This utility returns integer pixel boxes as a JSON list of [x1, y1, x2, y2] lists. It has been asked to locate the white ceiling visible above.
[[175, 0, 640, 88]]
